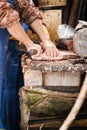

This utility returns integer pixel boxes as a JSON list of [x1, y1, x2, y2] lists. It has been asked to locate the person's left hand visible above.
[[25, 42, 43, 57], [41, 40, 59, 57]]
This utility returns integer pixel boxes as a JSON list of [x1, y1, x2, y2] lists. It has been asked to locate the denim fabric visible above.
[[0, 1, 24, 130]]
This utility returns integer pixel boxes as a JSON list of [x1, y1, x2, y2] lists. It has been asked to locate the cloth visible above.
[[0, 28, 9, 129], [6, 40, 24, 130], [0, 0, 19, 28], [0, 0, 44, 28], [0, 1, 25, 130], [0, 29, 24, 130], [0, 0, 43, 129]]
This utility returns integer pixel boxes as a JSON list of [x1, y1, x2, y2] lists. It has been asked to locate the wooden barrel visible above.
[[38, 0, 67, 7]]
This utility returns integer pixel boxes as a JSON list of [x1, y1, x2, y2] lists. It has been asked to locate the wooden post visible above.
[[59, 73, 87, 130], [68, 0, 83, 27]]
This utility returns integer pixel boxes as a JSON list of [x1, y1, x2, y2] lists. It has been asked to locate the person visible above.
[[0, 0, 59, 130]]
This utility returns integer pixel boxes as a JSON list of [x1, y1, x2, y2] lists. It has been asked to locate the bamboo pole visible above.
[[59, 72, 87, 130]]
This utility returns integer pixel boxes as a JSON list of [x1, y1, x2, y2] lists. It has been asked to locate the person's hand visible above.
[[26, 42, 42, 57], [41, 40, 59, 57]]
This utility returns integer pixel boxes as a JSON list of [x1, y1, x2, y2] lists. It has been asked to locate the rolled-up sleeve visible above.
[[0, 0, 19, 28], [15, 0, 45, 26]]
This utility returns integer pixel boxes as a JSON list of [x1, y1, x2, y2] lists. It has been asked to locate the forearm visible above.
[[31, 19, 50, 42], [14, 0, 50, 46], [0, 1, 34, 48], [30, 18, 59, 57], [7, 22, 33, 49]]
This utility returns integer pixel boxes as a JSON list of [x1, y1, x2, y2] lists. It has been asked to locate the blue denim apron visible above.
[[0, 28, 9, 129], [0, 1, 27, 129]]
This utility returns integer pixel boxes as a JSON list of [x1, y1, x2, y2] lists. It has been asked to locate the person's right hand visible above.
[[40, 40, 59, 57], [26, 42, 42, 57]]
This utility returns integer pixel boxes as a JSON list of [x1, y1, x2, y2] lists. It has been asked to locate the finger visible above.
[[31, 45, 41, 57], [45, 49, 51, 57], [34, 49, 42, 57], [53, 48, 59, 57], [50, 48, 55, 57], [52, 48, 57, 57], [26, 58, 32, 65], [31, 55, 42, 60], [50, 47, 55, 57]]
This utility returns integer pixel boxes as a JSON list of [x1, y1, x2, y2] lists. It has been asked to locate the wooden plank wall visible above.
[[62, 0, 87, 28], [38, 0, 67, 7]]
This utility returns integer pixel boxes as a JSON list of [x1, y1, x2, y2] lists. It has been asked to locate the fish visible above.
[[31, 50, 79, 61]]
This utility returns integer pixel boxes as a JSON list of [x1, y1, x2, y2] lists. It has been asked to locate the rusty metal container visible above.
[[38, 0, 67, 7]]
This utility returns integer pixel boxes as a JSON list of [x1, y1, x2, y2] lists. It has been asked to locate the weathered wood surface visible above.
[[40, 9, 61, 41], [23, 69, 81, 87], [29, 119, 87, 129], [28, 9, 62, 42], [20, 55, 87, 130], [59, 73, 87, 130], [68, 0, 83, 28], [19, 87, 87, 130], [21, 54, 87, 87], [38, 0, 67, 7], [21, 54, 87, 72]]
